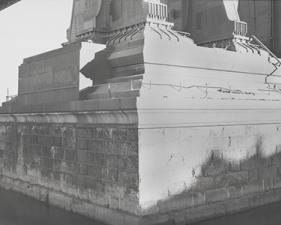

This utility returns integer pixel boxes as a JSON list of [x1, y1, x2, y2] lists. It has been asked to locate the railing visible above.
[[233, 20, 247, 36], [147, 1, 168, 21]]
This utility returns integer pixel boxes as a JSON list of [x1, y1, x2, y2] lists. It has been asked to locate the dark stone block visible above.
[[248, 170, 259, 182], [37, 126, 49, 136], [259, 166, 278, 180], [93, 153, 106, 166], [53, 159, 62, 171], [54, 147, 64, 160], [108, 168, 119, 182], [228, 186, 242, 199], [272, 153, 281, 166], [192, 177, 214, 192], [88, 165, 104, 179], [63, 138, 76, 149], [93, 128, 112, 140], [118, 171, 138, 186], [158, 194, 193, 214], [126, 129, 138, 142], [0, 150, 3, 158], [126, 156, 138, 171], [27, 145, 39, 155], [205, 188, 228, 204], [104, 141, 116, 154], [76, 175, 93, 189], [63, 128, 74, 139], [115, 142, 138, 155], [39, 146, 51, 157], [107, 155, 119, 168], [30, 135, 40, 145], [22, 135, 31, 144], [241, 156, 262, 171], [105, 181, 124, 198], [203, 161, 229, 177], [40, 157, 53, 169], [88, 140, 104, 152], [39, 136, 52, 146], [5, 133, 15, 142], [49, 127, 63, 137], [41, 168, 54, 180], [214, 171, 248, 188], [64, 149, 74, 161], [93, 179, 104, 193], [112, 129, 129, 142], [65, 161, 79, 174], [75, 128, 92, 138], [63, 173, 74, 185], [79, 164, 88, 175], [52, 137, 63, 147], [193, 192, 205, 207], [75, 138, 89, 150], [125, 186, 139, 202], [4, 142, 12, 151]]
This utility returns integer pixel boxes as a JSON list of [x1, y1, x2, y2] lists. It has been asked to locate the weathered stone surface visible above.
[[228, 186, 242, 199], [214, 171, 248, 188], [157, 194, 193, 213], [205, 188, 228, 204], [242, 182, 263, 196], [225, 198, 249, 214]]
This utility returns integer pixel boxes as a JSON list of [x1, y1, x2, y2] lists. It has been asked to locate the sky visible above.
[[0, 0, 103, 105]]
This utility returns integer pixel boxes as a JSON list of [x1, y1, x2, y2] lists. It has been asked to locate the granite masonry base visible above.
[[2, 108, 281, 225], [1, 174, 281, 225]]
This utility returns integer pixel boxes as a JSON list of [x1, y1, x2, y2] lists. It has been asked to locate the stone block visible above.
[[214, 202, 226, 216], [241, 156, 261, 171], [107, 154, 119, 168], [193, 192, 205, 207], [112, 129, 129, 142], [214, 171, 248, 188], [63, 138, 76, 149], [205, 188, 228, 204], [248, 170, 259, 182], [92, 179, 104, 193], [40, 157, 53, 169], [109, 196, 119, 209], [75, 128, 92, 138], [248, 195, 260, 208], [25, 186, 41, 200], [260, 191, 279, 205], [108, 168, 119, 182], [185, 205, 215, 224], [75, 138, 90, 150], [242, 182, 263, 196], [49, 192, 65, 209], [88, 165, 104, 179], [53, 147, 64, 159], [272, 153, 281, 166], [104, 141, 116, 154], [64, 149, 74, 161], [125, 186, 139, 202], [63, 128, 74, 139], [79, 164, 88, 175], [225, 198, 249, 214], [115, 141, 138, 155], [228, 186, 242, 199], [105, 182, 125, 198], [157, 194, 193, 214], [203, 161, 229, 177], [264, 178, 273, 192], [228, 160, 240, 172], [75, 175, 93, 189], [89, 140, 104, 152], [193, 177, 214, 192], [49, 127, 63, 137], [118, 171, 138, 186], [259, 166, 278, 180], [273, 177, 281, 190], [119, 199, 139, 215]]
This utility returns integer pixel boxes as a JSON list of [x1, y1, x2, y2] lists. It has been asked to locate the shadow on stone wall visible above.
[[142, 136, 281, 225]]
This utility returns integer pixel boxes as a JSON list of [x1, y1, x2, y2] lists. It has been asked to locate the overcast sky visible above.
[[0, 0, 95, 105]]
